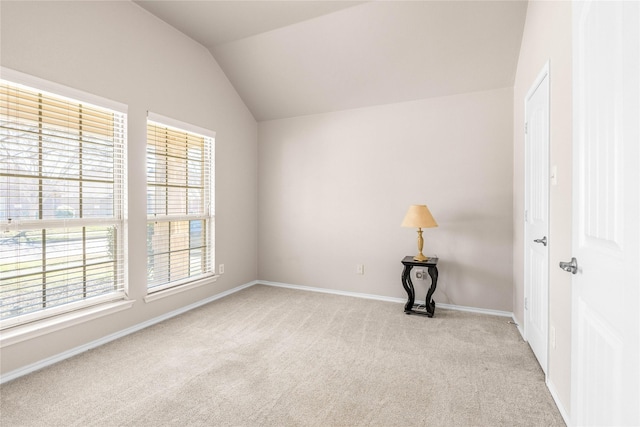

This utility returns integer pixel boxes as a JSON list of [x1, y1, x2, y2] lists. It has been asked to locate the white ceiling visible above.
[[135, 1, 528, 121]]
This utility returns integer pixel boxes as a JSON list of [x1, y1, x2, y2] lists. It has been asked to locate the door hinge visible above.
[[524, 297, 528, 310], [524, 209, 528, 222], [524, 122, 528, 135]]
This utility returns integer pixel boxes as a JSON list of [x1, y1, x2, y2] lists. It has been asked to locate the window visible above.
[[0, 74, 126, 327], [146, 114, 214, 292]]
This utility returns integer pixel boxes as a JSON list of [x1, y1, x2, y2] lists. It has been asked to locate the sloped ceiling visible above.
[[135, 1, 527, 121]]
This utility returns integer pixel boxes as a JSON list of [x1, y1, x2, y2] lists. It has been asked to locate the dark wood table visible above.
[[401, 256, 439, 317]]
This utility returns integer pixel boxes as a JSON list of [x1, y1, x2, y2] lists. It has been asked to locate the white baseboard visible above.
[[511, 314, 525, 340], [259, 280, 514, 318], [546, 378, 571, 426], [258, 280, 407, 304], [437, 302, 513, 318], [0, 280, 259, 384]]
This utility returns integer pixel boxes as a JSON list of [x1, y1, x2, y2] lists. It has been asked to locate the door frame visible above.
[[523, 61, 551, 374]]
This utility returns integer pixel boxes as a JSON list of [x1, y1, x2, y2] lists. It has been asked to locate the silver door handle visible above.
[[533, 236, 547, 246], [559, 257, 578, 274]]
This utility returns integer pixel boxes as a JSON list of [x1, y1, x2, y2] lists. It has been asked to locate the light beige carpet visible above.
[[0, 285, 565, 426]]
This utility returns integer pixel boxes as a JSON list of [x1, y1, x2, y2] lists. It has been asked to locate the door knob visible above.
[[533, 236, 547, 246], [559, 257, 578, 274]]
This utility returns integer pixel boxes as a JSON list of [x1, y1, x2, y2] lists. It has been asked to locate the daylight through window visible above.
[[0, 80, 126, 326], [146, 117, 214, 292]]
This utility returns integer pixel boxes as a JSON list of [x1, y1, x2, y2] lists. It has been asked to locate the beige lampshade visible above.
[[401, 204, 438, 228]]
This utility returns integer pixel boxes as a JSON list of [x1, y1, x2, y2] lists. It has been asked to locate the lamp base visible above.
[[413, 229, 429, 262], [413, 253, 429, 262]]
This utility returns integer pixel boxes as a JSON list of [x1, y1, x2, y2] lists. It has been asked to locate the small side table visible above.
[[401, 256, 439, 317]]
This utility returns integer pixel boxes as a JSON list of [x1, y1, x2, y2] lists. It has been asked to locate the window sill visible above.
[[0, 299, 135, 348], [144, 275, 219, 303]]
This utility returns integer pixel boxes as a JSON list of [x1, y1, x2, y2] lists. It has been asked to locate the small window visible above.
[[0, 73, 127, 327], [146, 114, 214, 292]]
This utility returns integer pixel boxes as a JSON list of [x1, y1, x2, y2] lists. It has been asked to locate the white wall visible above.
[[512, 0, 573, 416], [0, 1, 258, 375], [258, 88, 514, 311]]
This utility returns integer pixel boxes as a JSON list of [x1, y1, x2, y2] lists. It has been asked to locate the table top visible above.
[[401, 256, 439, 267]]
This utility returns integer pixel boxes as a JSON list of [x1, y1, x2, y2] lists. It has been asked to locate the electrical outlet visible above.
[[356, 264, 364, 275], [219, 264, 225, 275], [415, 269, 427, 280]]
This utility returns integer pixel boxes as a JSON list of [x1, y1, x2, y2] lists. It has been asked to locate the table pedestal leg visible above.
[[401, 265, 415, 313], [424, 266, 439, 317]]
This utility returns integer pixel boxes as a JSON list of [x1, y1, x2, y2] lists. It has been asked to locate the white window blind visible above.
[[0, 78, 126, 326], [146, 116, 214, 292]]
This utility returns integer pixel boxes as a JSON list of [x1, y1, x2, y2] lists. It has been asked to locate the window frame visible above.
[[0, 68, 128, 329], [145, 112, 215, 295]]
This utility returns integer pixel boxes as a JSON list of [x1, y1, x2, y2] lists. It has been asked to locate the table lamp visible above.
[[401, 204, 438, 261]]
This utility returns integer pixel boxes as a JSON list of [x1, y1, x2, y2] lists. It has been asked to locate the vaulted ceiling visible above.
[[135, 1, 528, 121]]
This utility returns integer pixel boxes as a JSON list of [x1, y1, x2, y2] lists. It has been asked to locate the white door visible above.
[[571, 1, 639, 425], [524, 63, 550, 374]]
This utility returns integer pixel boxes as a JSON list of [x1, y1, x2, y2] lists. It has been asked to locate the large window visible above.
[[146, 115, 214, 292], [0, 75, 126, 327]]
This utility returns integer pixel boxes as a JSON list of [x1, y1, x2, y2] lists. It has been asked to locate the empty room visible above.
[[0, 1, 638, 426]]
